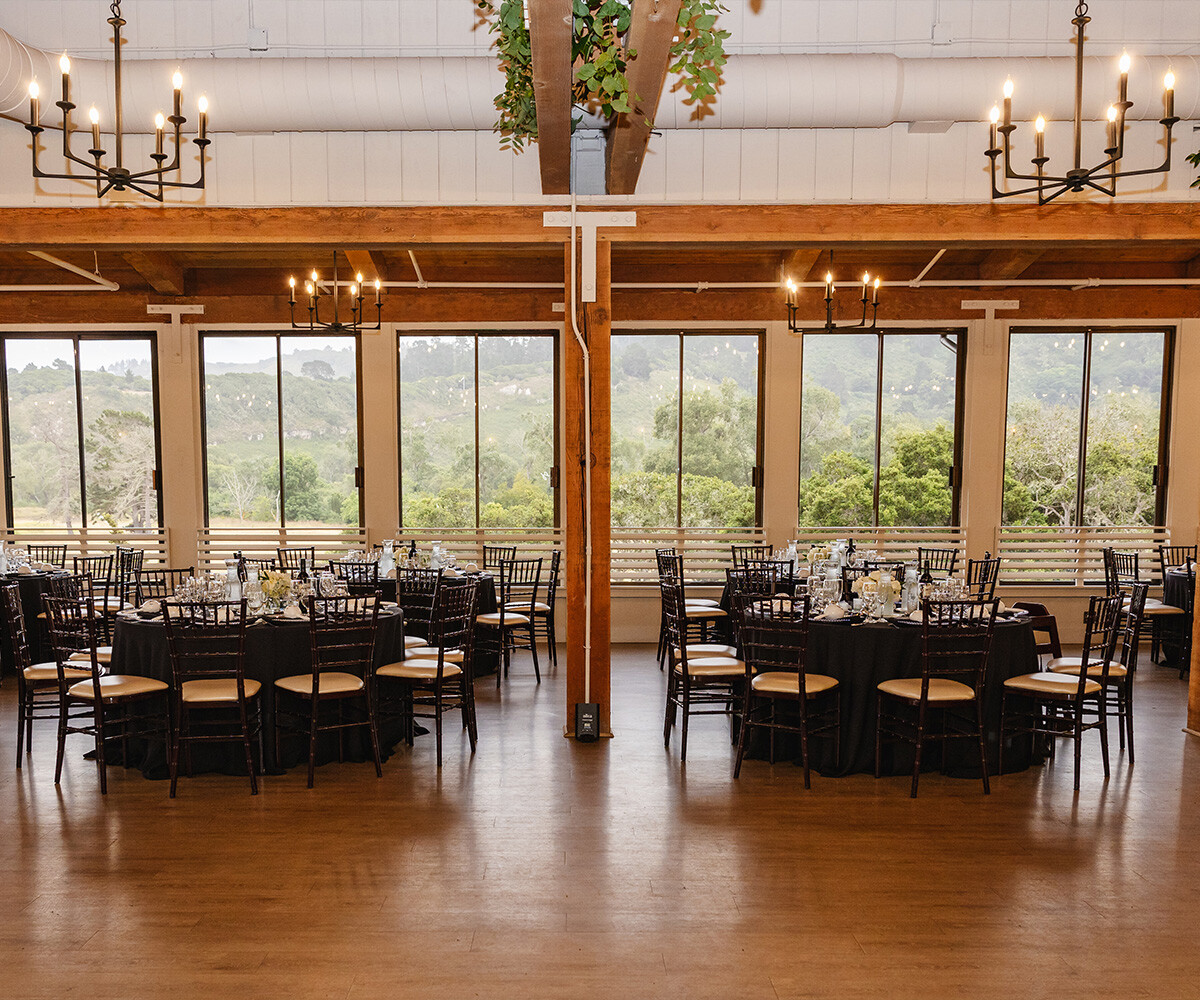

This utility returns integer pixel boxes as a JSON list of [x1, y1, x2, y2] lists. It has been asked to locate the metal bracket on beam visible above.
[[543, 211, 637, 302], [960, 300, 1019, 357], [147, 303, 204, 365]]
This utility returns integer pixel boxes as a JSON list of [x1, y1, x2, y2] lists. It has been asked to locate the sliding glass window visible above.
[[398, 333, 557, 528], [1, 335, 161, 528], [610, 332, 763, 528], [799, 331, 963, 527], [201, 334, 362, 527], [1003, 329, 1171, 527]]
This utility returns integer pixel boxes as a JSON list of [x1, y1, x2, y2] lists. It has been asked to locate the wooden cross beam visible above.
[[528, 0, 574, 195]]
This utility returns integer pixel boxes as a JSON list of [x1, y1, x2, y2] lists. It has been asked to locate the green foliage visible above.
[[611, 471, 753, 528], [475, 0, 728, 151], [1187, 148, 1200, 188]]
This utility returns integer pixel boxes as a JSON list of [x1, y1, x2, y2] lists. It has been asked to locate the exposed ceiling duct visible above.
[[1, 26, 1196, 133]]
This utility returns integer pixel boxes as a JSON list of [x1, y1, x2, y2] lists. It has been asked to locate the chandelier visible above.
[[288, 254, 384, 334], [785, 271, 880, 335], [24, 2, 210, 201], [985, 1, 1178, 204]]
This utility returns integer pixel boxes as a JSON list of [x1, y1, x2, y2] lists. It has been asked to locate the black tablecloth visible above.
[[0, 571, 68, 674], [1160, 568, 1194, 665], [1163, 568, 1194, 610], [112, 607, 407, 778], [745, 616, 1038, 778]]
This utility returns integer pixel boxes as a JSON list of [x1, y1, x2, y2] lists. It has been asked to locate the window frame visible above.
[[611, 328, 766, 528], [1003, 325, 1175, 528], [198, 330, 366, 529], [798, 327, 967, 528], [0, 331, 164, 529], [396, 329, 561, 530]]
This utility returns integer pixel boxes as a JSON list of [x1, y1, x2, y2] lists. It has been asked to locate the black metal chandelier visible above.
[[289, 254, 383, 334], [25, 1, 210, 201], [785, 271, 880, 335], [985, 1, 1178, 205]]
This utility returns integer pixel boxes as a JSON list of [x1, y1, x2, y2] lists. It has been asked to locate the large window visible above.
[[201, 334, 361, 527], [398, 333, 557, 528], [799, 331, 963, 527], [1, 335, 160, 528], [1004, 329, 1171, 527], [610, 332, 762, 528]]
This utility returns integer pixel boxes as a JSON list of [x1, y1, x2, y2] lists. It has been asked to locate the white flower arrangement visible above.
[[258, 568, 293, 602], [806, 544, 831, 564], [852, 570, 902, 600]]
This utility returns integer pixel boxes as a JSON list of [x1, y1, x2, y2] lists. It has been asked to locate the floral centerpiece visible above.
[[806, 544, 831, 565], [258, 568, 292, 611], [851, 571, 902, 602]]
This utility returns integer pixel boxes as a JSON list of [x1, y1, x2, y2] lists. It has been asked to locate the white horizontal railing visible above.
[[3, 526, 169, 568], [611, 526, 766, 585], [998, 525, 1170, 586], [198, 526, 367, 573], [791, 526, 966, 566]]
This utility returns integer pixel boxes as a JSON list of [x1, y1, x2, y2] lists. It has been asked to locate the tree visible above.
[[282, 453, 328, 523], [85, 409, 156, 527], [300, 359, 335, 381]]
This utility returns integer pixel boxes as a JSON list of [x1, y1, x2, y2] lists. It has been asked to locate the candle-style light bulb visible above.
[[311, 270, 319, 284], [154, 112, 165, 155], [1034, 115, 1046, 161], [873, 277, 881, 303], [1164, 70, 1175, 119], [1002, 78, 1013, 127], [1106, 104, 1118, 149], [1034, 115, 1045, 133], [28, 80, 40, 127], [59, 54, 71, 75], [349, 283, 358, 298], [1118, 52, 1131, 75], [289, 276, 296, 289], [89, 105, 100, 150], [1003, 79, 1013, 98], [1118, 52, 1130, 106], [171, 69, 183, 120], [374, 278, 381, 304], [173, 70, 183, 91], [59, 53, 70, 105], [28, 80, 39, 100], [197, 94, 209, 140], [988, 104, 1000, 150], [785, 278, 797, 304], [356, 273, 364, 285]]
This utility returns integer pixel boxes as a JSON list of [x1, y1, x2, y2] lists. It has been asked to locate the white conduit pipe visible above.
[[3, 30, 1198, 131], [567, 195, 593, 709], [372, 278, 1200, 292]]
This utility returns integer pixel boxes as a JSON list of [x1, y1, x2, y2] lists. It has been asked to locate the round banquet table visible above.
[[1159, 566, 1194, 665], [0, 570, 69, 675], [743, 615, 1039, 778], [111, 606, 408, 778]]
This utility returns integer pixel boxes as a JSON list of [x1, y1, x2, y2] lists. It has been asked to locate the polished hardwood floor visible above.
[[2, 645, 1197, 999]]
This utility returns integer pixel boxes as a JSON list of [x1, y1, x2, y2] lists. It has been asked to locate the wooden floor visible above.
[[2, 645, 1197, 999]]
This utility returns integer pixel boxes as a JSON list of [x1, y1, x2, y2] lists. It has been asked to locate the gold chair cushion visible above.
[[69, 647, 113, 665], [1047, 656, 1127, 680], [405, 646, 464, 663], [685, 597, 720, 608], [506, 601, 550, 613], [403, 635, 427, 649], [67, 674, 168, 701], [674, 643, 738, 659], [477, 612, 530, 626], [877, 677, 977, 703], [378, 659, 463, 681], [1003, 671, 1101, 698], [24, 662, 89, 683], [684, 606, 727, 619], [674, 656, 744, 677], [1141, 603, 1185, 616], [274, 671, 364, 696], [180, 677, 262, 704], [751, 671, 838, 697]]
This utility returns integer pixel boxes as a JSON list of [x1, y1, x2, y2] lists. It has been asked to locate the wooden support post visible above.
[[563, 238, 612, 735], [1188, 603, 1200, 735]]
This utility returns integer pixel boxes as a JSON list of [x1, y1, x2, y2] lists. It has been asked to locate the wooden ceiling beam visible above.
[[343, 250, 388, 281], [122, 251, 187, 296], [781, 248, 823, 284], [606, 0, 684, 196], [527, 0, 573, 195], [978, 248, 1043, 280]]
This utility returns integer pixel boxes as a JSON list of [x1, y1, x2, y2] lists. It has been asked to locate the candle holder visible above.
[[785, 270, 881, 335], [24, 1, 210, 202], [985, 1, 1179, 204]]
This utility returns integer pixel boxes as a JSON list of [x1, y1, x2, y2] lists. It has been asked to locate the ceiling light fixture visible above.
[[289, 253, 383, 333], [785, 270, 881, 335], [25, 1, 210, 201], [985, 1, 1178, 204]]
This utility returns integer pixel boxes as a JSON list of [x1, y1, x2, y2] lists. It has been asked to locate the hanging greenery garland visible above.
[[475, 0, 730, 151]]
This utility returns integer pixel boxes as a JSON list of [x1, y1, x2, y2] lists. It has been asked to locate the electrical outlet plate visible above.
[[248, 26, 268, 51]]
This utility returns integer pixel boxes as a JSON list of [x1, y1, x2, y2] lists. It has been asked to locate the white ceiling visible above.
[[3, 0, 1198, 62]]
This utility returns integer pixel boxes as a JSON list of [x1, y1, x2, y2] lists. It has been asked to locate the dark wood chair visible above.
[[135, 566, 195, 604], [966, 555, 1000, 600], [876, 598, 998, 797], [5, 582, 87, 768], [1000, 593, 1123, 791], [656, 550, 727, 668], [1050, 582, 1146, 764], [661, 578, 744, 763], [483, 556, 542, 686], [529, 549, 561, 667], [236, 553, 278, 583], [328, 559, 380, 595], [1012, 601, 1063, 664], [731, 543, 772, 569], [916, 546, 958, 577], [482, 544, 516, 570], [71, 555, 123, 644], [840, 565, 871, 604], [43, 595, 168, 794], [733, 590, 838, 787], [162, 599, 262, 796], [276, 546, 316, 576], [862, 559, 906, 578], [395, 566, 443, 649], [273, 594, 383, 788], [114, 546, 144, 606], [27, 543, 67, 568], [726, 566, 784, 652], [378, 579, 479, 767], [1104, 546, 1179, 663]]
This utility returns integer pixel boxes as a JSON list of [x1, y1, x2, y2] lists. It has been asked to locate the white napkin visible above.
[[909, 609, 924, 621], [17, 565, 32, 575], [386, 568, 396, 579], [34, 561, 54, 572], [997, 600, 1008, 613], [139, 599, 161, 614], [282, 605, 304, 619], [443, 568, 461, 578], [465, 563, 479, 574], [823, 604, 846, 620]]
